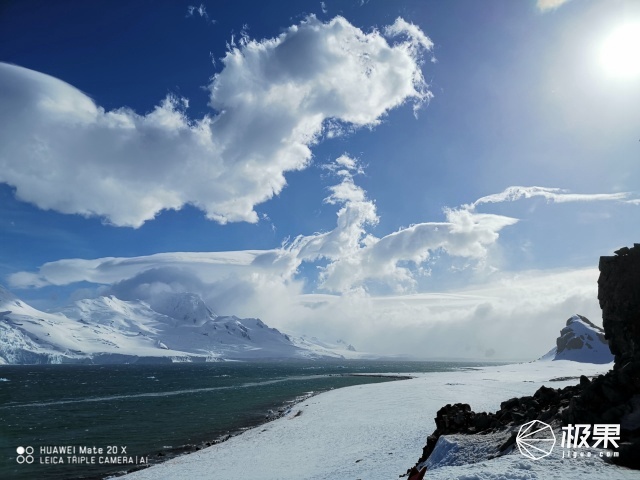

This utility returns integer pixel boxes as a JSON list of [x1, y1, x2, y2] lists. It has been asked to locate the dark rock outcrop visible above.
[[407, 244, 640, 474], [411, 383, 584, 470], [598, 244, 640, 366], [567, 244, 640, 468]]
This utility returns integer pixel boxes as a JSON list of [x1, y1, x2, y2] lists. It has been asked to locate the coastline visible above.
[[119, 361, 635, 480], [107, 373, 413, 479], [104, 390, 319, 479]]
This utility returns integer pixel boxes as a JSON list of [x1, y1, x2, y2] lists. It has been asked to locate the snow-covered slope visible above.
[[290, 335, 371, 359], [146, 292, 217, 325], [0, 287, 361, 364], [539, 314, 613, 364]]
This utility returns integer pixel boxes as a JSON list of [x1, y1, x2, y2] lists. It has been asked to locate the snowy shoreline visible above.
[[108, 372, 413, 479], [118, 360, 637, 480]]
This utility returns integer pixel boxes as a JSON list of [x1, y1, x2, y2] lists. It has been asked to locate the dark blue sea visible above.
[[0, 360, 497, 479]]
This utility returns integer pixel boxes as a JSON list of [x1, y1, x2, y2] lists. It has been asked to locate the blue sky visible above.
[[1, 0, 639, 359]]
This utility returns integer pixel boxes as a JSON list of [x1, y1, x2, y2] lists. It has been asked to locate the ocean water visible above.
[[0, 360, 496, 479]]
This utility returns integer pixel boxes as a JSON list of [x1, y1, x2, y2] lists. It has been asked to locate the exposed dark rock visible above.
[[410, 382, 586, 470], [598, 243, 640, 365], [562, 359, 640, 468]]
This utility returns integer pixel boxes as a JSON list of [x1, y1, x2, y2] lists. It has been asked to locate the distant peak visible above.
[[567, 314, 601, 331], [540, 313, 613, 364], [148, 292, 216, 324]]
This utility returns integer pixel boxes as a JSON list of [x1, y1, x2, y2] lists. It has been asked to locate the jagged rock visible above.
[[435, 403, 474, 433]]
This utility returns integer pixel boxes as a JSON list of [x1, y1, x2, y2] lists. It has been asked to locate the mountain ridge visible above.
[[0, 287, 366, 364]]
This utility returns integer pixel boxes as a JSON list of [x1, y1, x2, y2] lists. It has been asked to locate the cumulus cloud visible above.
[[311, 207, 517, 293], [0, 15, 432, 227], [281, 156, 517, 294]]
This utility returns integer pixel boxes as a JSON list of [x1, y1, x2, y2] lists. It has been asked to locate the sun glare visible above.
[[599, 22, 640, 79]]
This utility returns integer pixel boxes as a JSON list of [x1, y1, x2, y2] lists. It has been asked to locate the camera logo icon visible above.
[[516, 420, 556, 460], [16, 446, 34, 464]]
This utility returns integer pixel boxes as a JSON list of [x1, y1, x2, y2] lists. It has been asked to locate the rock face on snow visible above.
[[598, 244, 640, 366], [540, 314, 613, 363]]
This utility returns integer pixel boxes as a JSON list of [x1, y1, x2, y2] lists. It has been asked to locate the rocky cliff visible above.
[[567, 244, 640, 467], [598, 244, 640, 366]]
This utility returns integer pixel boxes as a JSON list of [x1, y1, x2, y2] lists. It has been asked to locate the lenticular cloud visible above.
[[0, 15, 432, 227]]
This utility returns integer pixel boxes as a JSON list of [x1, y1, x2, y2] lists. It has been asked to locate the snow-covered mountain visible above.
[[539, 314, 614, 364], [146, 292, 217, 325], [0, 287, 364, 364]]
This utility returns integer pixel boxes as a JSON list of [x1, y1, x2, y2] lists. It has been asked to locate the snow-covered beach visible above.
[[121, 360, 636, 480]]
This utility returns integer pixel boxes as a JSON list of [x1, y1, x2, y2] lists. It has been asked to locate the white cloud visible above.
[[291, 156, 378, 264], [0, 15, 433, 227], [10, 178, 627, 300], [186, 4, 213, 22], [8, 250, 294, 288], [8, 164, 519, 297], [536, 0, 573, 12], [314, 208, 518, 293], [384, 17, 433, 53], [473, 185, 630, 207], [283, 267, 601, 360], [279, 156, 516, 294]]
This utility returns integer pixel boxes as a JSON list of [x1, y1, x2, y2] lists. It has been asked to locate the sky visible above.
[[0, 0, 639, 360]]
